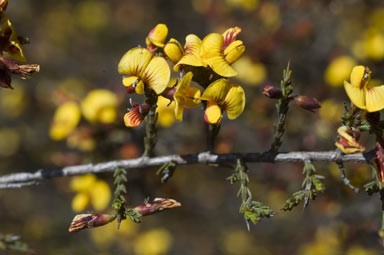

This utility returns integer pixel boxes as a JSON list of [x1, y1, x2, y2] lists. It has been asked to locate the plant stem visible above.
[[143, 91, 158, 157], [206, 123, 220, 152], [270, 63, 293, 153]]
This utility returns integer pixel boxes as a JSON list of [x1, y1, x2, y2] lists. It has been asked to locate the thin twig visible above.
[[0, 150, 373, 189]]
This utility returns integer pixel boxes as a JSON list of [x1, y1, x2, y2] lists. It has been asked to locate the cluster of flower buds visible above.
[[118, 24, 247, 126], [263, 85, 321, 112]]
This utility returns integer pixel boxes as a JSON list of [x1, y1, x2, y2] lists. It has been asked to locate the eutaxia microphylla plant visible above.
[[0, 0, 39, 89]]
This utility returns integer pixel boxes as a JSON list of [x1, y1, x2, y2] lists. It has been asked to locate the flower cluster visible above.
[[118, 24, 246, 127]]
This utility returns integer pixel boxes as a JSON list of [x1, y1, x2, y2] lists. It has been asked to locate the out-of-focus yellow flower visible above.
[[0, 83, 26, 117], [344, 65, 384, 112], [200, 78, 245, 124], [0, 15, 25, 62], [200, 27, 245, 77], [164, 34, 206, 72], [353, 29, 384, 61], [225, 0, 259, 11], [299, 225, 342, 255], [75, 0, 109, 32], [347, 245, 378, 255], [324, 56, 356, 87], [70, 174, 111, 212], [232, 56, 266, 85], [133, 228, 172, 255], [81, 89, 118, 124], [118, 47, 170, 95], [156, 96, 175, 127], [50, 101, 81, 140], [0, 128, 20, 157], [146, 24, 168, 49], [174, 72, 201, 121]]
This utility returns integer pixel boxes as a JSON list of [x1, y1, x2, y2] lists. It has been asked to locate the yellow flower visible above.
[[200, 78, 245, 124], [81, 89, 118, 124], [156, 96, 175, 127], [174, 72, 201, 121], [0, 15, 26, 62], [146, 24, 168, 48], [123, 102, 149, 127], [200, 27, 245, 77], [344, 65, 384, 112], [50, 101, 81, 140], [118, 47, 170, 95], [164, 34, 206, 72], [324, 56, 356, 87], [133, 228, 172, 255], [70, 174, 111, 212]]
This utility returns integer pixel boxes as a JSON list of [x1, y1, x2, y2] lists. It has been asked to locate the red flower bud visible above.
[[293, 95, 321, 112], [68, 213, 116, 232], [263, 86, 282, 99], [134, 198, 181, 216]]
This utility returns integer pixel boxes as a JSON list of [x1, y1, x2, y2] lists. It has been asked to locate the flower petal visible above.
[[122, 76, 139, 87], [204, 101, 222, 124], [350, 65, 370, 88], [174, 72, 193, 121], [224, 83, 245, 120], [143, 56, 170, 94], [223, 40, 245, 64], [344, 81, 366, 110], [118, 47, 152, 76], [164, 38, 184, 63], [184, 87, 201, 107], [124, 108, 143, 127], [174, 34, 204, 71], [200, 78, 230, 104], [365, 85, 384, 112], [148, 24, 168, 48], [222, 27, 242, 50]]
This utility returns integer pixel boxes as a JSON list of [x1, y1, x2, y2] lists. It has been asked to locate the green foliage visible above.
[[282, 161, 325, 211]]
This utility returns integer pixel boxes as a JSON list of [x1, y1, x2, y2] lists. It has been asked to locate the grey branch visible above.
[[0, 150, 374, 189]]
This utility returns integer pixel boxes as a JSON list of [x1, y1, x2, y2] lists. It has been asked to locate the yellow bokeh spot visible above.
[[319, 99, 344, 123], [225, 0, 259, 11], [324, 56, 356, 87], [0, 128, 20, 157], [71, 191, 90, 212], [90, 180, 111, 211], [81, 89, 118, 124], [70, 174, 97, 192], [134, 228, 172, 255], [75, 0, 110, 32], [50, 101, 81, 140], [232, 56, 266, 86], [0, 83, 26, 118]]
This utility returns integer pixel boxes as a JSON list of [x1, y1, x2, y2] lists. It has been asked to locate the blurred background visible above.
[[1, 0, 384, 254]]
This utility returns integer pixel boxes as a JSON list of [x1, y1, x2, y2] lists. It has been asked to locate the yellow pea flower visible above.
[[174, 72, 201, 121], [200, 78, 245, 124], [146, 24, 168, 49], [50, 101, 81, 140], [200, 27, 245, 77], [156, 96, 175, 127], [0, 15, 26, 62], [164, 34, 206, 72], [335, 126, 365, 154], [324, 56, 356, 87], [344, 65, 384, 112], [81, 89, 118, 124], [118, 47, 170, 95]]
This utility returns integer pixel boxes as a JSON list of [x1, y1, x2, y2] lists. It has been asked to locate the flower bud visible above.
[[68, 213, 116, 232], [163, 38, 184, 63], [124, 102, 150, 127], [223, 40, 245, 64], [222, 27, 242, 49], [263, 85, 282, 99], [0, 57, 39, 79], [293, 95, 321, 112], [375, 142, 384, 183], [134, 198, 181, 216], [335, 126, 365, 154], [146, 24, 168, 48]]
